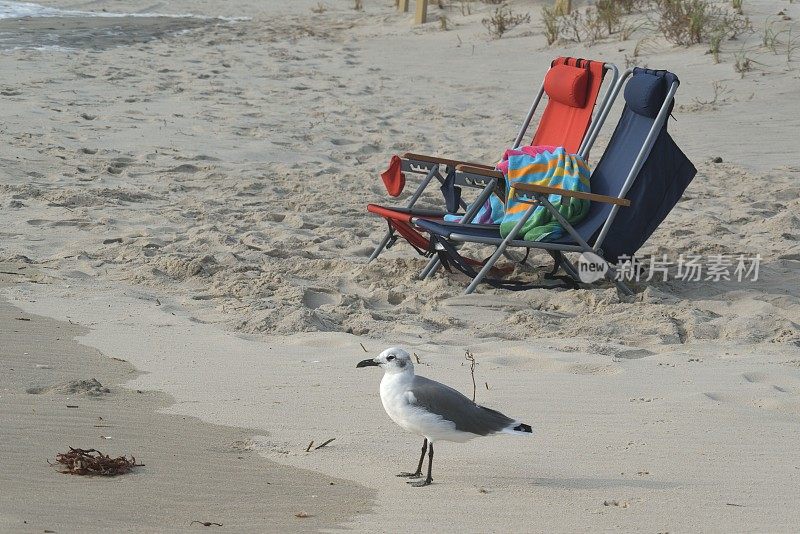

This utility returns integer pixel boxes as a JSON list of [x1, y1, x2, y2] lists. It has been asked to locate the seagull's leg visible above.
[[408, 442, 433, 487], [397, 438, 427, 478]]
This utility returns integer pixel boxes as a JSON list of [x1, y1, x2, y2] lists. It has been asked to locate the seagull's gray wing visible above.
[[409, 375, 514, 436]]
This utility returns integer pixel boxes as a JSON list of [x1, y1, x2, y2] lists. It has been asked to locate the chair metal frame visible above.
[[367, 61, 620, 264], [419, 68, 680, 296]]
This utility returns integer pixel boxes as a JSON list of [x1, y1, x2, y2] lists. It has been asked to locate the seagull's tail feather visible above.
[[501, 421, 533, 436]]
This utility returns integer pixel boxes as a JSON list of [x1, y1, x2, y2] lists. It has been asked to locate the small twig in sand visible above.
[[465, 350, 477, 403], [190, 520, 223, 527], [315, 438, 336, 450], [485, 381, 490, 390], [692, 80, 732, 107], [359, 343, 368, 353], [295, 511, 312, 518], [413, 353, 421, 364], [305, 441, 314, 452]]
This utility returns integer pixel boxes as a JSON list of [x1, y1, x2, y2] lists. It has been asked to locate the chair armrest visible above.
[[454, 164, 504, 179], [510, 183, 631, 207], [403, 152, 495, 171]]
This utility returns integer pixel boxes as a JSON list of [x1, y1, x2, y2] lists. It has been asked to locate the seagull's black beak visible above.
[[356, 358, 380, 368]]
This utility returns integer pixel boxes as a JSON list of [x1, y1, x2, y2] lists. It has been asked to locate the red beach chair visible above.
[[367, 57, 619, 262]]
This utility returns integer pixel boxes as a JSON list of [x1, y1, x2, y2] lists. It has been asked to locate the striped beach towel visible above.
[[500, 147, 591, 242], [444, 145, 560, 226]]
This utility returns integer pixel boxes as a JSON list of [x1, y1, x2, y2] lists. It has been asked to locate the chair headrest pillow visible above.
[[543, 63, 590, 108], [624, 72, 667, 118]]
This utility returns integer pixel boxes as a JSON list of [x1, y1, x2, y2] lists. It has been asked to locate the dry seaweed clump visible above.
[[51, 448, 143, 476]]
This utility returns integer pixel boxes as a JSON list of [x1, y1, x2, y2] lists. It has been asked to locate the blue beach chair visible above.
[[414, 67, 697, 295]]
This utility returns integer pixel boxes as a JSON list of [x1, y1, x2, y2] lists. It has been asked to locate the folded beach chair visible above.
[[415, 67, 697, 295], [366, 57, 619, 262]]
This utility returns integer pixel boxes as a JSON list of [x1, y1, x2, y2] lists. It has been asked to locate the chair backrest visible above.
[[528, 57, 610, 156], [569, 68, 697, 262]]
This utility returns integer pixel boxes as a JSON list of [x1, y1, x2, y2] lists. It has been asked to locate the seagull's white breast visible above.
[[379, 371, 475, 443]]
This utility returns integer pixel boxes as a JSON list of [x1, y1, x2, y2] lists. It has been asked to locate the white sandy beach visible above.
[[1, 0, 800, 532]]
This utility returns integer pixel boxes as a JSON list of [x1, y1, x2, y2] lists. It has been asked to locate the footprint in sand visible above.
[[352, 246, 376, 257], [568, 363, 622, 376], [27, 218, 92, 229], [703, 392, 730, 402], [263, 213, 286, 223], [107, 157, 134, 175], [302, 288, 342, 310], [742, 372, 797, 396], [166, 164, 202, 173], [386, 291, 405, 306], [489, 355, 567, 373], [742, 372, 767, 383], [616, 349, 655, 360]]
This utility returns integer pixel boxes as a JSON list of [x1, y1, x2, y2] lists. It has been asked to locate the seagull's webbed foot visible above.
[[397, 438, 428, 479], [407, 476, 432, 487]]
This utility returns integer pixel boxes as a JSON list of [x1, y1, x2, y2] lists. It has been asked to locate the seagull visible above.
[[357, 347, 532, 487]]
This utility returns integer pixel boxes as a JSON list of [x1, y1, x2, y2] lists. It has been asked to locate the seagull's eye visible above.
[[387, 355, 396, 361]]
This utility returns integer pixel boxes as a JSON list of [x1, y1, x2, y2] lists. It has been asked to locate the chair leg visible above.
[[419, 256, 440, 279], [592, 253, 633, 295], [368, 229, 394, 263], [606, 264, 634, 295], [464, 242, 508, 295], [560, 255, 581, 281], [370, 164, 440, 263], [549, 251, 581, 281], [563, 246, 631, 294], [464, 204, 536, 295], [417, 178, 497, 279]]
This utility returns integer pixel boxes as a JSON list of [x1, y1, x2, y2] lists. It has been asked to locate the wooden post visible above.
[[554, 0, 572, 16], [415, 0, 428, 24], [398, 0, 409, 13]]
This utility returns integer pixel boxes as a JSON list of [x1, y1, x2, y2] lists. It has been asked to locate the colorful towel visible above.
[[444, 146, 591, 242], [442, 193, 503, 224], [444, 146, 559, 225], [496, 145, 558, 175], [501, 146, 591, 241]]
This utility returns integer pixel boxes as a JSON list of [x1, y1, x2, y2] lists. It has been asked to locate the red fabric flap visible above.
[[381, 155, 406, 197]]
